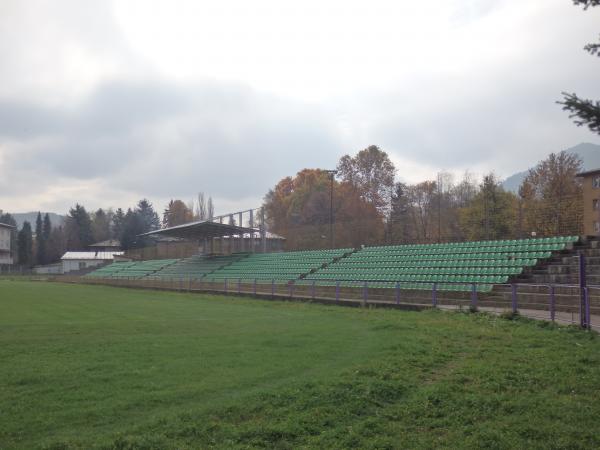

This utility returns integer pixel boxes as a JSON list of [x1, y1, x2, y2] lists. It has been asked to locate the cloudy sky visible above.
[[0, 0, 599, 215]]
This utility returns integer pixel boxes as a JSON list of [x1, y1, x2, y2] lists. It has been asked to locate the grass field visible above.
[[1, 281, 599, 449]]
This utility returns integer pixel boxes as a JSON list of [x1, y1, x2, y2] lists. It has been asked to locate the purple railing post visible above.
[[312, 280, 316, 300], [363, 281, 368, 305], [253, 278, 257, 296], [289, 282, 294, 298], [271, 279, 275, 297], [395, 282, 400, 305], [432, 282, 438, 307], [549, 284, 555, 322], [585, 287, 591, 330], [579, 253, 587, 329], [335, 281, 340, 302], [471, 283, 477, 309], [511, 284, 518, 314]]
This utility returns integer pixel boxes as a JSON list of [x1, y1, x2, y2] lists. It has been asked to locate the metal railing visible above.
[[63, 275, 597, 330]]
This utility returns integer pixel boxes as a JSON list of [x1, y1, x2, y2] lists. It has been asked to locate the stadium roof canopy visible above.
[[139, 220, 259, 240]]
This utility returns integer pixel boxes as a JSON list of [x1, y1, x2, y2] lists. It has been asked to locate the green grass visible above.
[[1, 281, 599, 449]]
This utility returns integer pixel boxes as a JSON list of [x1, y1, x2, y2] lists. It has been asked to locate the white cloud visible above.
[[0, 0, 600, 215]]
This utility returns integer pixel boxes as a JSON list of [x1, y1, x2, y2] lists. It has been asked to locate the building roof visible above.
[[222, 231, 285, 240], [89, 239, 121, 248], [0, 222, 15, 229], [576, 168, 600, 177], [61, 251, 124, 260], [140, 220, 259, 240]]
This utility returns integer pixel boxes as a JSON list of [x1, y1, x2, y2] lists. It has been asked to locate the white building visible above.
[[0, 222, 14, 265], [61, 251, 123, 274]]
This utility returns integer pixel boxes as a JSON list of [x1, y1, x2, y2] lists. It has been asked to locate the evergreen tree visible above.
[[136, 199, 160, 233], [65, 204, 93, 250], [112, 208, 125, 241], [91, 208, 111, 243], [17, 221, 33, 267], [559, 0, 600, 135], [46, 226, 66, 263], [120, 209, 144, 250], [42, 213, 52, 242], [35, 212, 45, 265]]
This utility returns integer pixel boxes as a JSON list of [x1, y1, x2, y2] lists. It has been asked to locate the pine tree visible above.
[[65, 204, 93, 250], [42, 213, 52, 241], [136, 199, 160, 233], [35, 212, 45, 265], [559, 0, 600, 135], [91, 208, 111, 243], [17, 221, 33, 267], [112, 208, 125, 241]]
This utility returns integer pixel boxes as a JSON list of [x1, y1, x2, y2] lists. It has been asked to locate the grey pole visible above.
[[238, 211, 244, 252], [261, 207, 267, 253], [250, 209, 255, 253], [219, 216, 223, 254]]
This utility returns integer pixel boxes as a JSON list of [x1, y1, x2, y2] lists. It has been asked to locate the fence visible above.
[[61, 276, 596, 330]]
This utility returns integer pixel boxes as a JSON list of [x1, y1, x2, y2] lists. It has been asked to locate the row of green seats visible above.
[[304, 274, 508, 284], [359, 244, 563, 255], [295, 279, 494, 292], [318, 267, 522, 276], [363, 236, 577, 251], [337, 258, 536, 268], [346, 252, 550, 261]]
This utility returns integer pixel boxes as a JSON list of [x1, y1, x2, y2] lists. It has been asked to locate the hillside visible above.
[[10, 212, 65, 230], [502, 142, 600, 192]]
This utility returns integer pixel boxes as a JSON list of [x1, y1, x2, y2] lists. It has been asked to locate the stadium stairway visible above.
[[203, 248, 354, 284], [483, 236, 600, 315], [145, 254, 249, 280]]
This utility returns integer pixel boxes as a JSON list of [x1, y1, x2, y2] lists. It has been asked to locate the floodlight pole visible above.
[[325, 170, 338, 249]]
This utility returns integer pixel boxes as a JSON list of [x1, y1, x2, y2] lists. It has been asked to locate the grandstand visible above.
[[85, 237, 579, 295], [298, 236, 578, 292], [203, 248, 352, 284], [86, 259, 179, 279], [146, 254, 247, 280]]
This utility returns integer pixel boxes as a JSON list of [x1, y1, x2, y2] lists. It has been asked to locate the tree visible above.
[[91, 208, 111, 243], [42, 213, 52, 242], [163, 200, 194, 228], [112, 208, 125, 240], [197, 192, 207, 220], [559, 0, 600, 135], [459, 174, 518, 241], [264, 169, 384, 249], [65, 204, 93, 250], [207, 196, 215, 220], [46, 226, 66, 263], [337, 145, 396, 212], [136, 199, 160, 233], [35, 212, 45, 266], [519, 151, 583, 236], [17, 221, 33, 267], [120, 208, 144, 250]]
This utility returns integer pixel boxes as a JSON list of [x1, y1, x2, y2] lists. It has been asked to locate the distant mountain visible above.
[[10, 212, 66, 230], [502, 142, 600, 192]]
